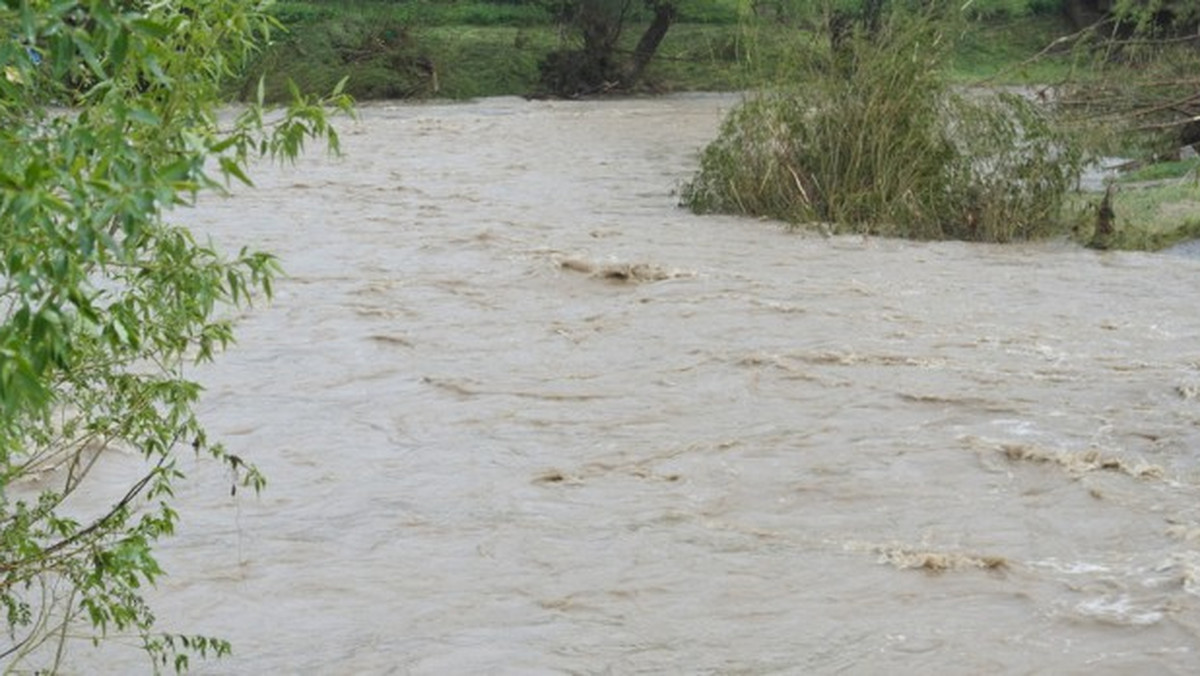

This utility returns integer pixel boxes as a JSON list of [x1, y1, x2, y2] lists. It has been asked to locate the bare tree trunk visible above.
[[624, 0, 676, 86]]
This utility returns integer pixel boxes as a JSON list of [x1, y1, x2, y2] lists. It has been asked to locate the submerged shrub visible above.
[[682, 4, 1082, 242]]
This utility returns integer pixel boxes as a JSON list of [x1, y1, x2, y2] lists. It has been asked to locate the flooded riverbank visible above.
[[79, 94, 1200, 673]]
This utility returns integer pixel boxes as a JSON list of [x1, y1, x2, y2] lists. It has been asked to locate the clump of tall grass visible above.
[[682, 4, 1082, 242]]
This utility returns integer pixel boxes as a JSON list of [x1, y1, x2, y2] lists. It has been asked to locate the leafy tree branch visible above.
[[0, 0, 350, 671]]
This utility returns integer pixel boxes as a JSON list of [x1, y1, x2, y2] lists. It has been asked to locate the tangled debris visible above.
[[558, 257, 693, 284]]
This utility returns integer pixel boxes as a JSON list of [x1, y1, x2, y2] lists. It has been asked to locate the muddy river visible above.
[[81, 94, 1200, 673]]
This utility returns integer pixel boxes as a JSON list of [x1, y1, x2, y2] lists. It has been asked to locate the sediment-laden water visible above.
[[75, 94, 1200, 673]]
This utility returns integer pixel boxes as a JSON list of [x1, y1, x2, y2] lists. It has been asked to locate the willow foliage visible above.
[[0, 0, 349, 671]]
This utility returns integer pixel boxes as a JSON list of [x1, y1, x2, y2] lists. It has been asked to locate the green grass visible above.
[[278, 0, 742, 26], [949, 16, 1075, 84], [241, 15, 430, 101], [240, 20, 755, 101], [238, 3, 1085, 103], [634, 24, 752, 92], [418, 26, 553, 98], [1068, 180, 1200, 250], [1117, 157, 1200, 183], [1070, 159, 1200, 250], [271, 0, 554, 27]]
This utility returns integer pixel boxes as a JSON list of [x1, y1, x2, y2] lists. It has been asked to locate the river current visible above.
[[76, 94, 1200, 673]]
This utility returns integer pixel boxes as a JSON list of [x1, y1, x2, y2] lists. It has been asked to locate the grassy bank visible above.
[[239, 2, 1075, 102], [1069, 179, 1200, 251]]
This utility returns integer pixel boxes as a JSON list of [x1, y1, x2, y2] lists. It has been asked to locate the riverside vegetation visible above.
[[249, 0, 1200, 249], [241, 0, 1073, 101], [677, 1, 1200, 247], [681, 5, 1082, 242], [0, 1, 348, 672]]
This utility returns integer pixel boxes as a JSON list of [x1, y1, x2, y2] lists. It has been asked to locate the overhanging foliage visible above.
[[0, 0, 349, 671]]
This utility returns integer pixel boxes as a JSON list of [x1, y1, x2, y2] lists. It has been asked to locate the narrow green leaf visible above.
[[217, 157, 253, 187]]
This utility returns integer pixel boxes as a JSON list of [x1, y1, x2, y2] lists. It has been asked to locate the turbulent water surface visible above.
[[79, 94, 1200, 673]]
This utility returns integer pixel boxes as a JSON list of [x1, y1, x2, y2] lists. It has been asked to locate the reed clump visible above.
[[682, 5, 1082, 242]]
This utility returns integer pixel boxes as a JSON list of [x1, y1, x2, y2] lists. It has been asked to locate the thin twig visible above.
[[1132, 114, 1200, 131]]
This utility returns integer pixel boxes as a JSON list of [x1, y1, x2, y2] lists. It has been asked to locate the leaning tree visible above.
[[538, 0, 680, 96]]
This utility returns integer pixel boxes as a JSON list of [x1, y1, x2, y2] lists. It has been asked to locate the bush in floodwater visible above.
[[681, 4, 1082, 242]]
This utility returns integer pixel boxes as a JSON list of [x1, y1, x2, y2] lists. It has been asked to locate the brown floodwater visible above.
[[73, 94, 1200, 673]]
